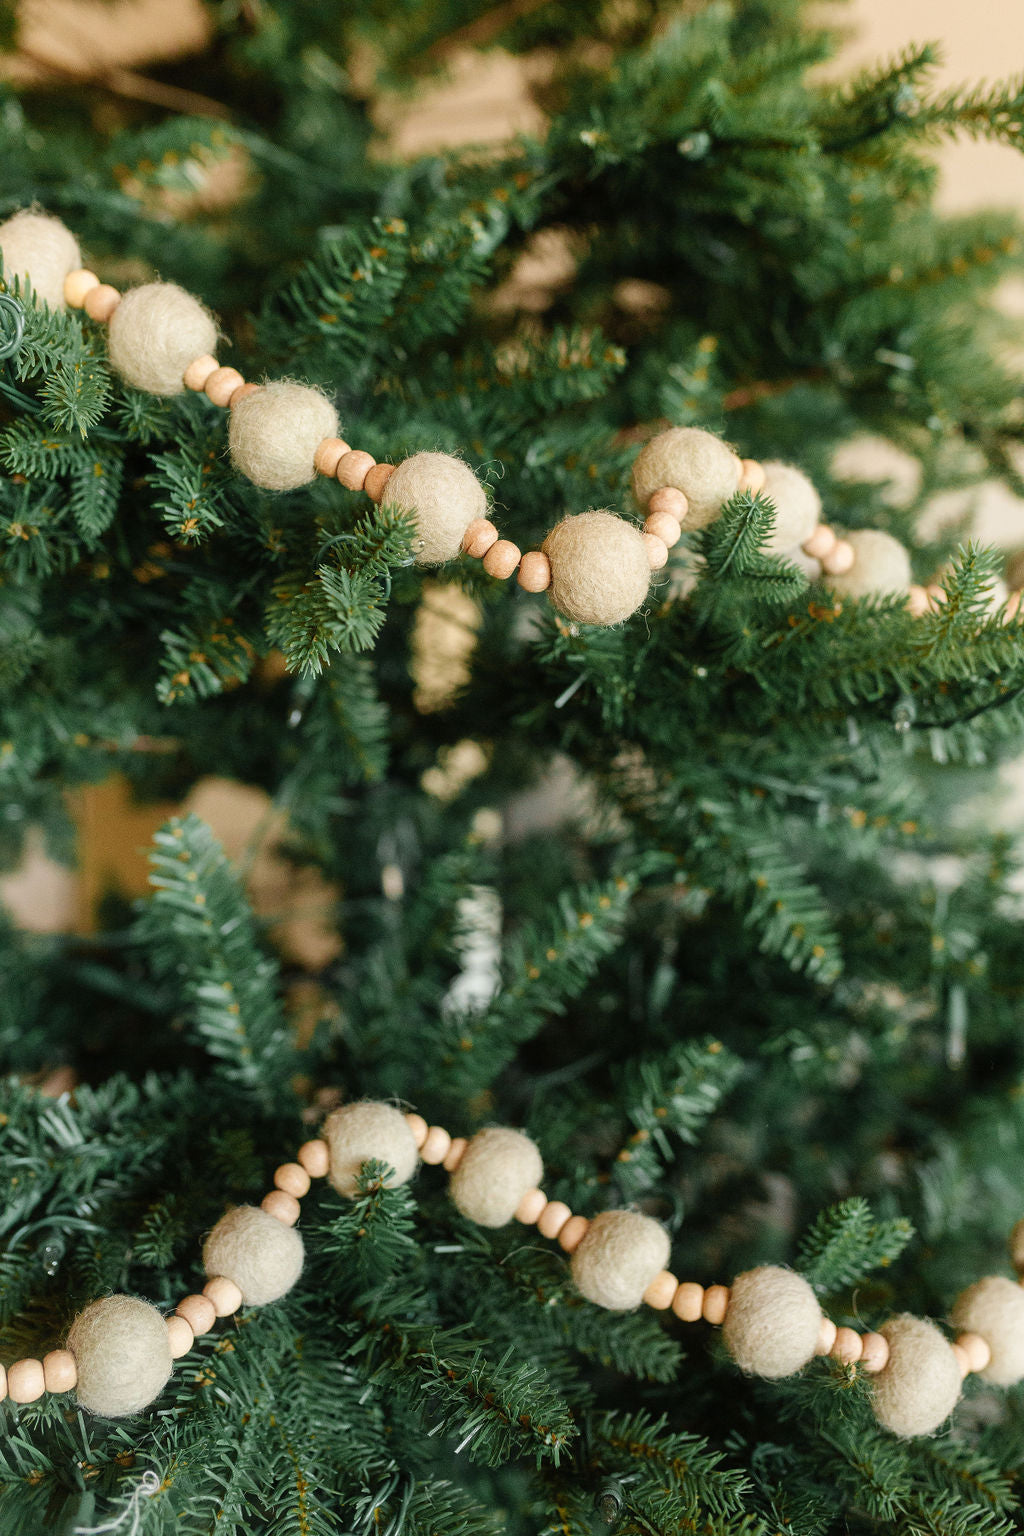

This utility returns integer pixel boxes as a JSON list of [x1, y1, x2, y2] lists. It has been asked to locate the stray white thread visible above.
[[74, 1468, 161, 1536]]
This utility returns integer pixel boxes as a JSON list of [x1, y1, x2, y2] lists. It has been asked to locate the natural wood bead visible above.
[[420, 1125, 452, 1165], [517, 550, 552, 592], [647, 486, 688, 522], [262, 1189, 301, 1226], [404, 1113, 429, 1149], [463, 518, 499, 558], [274, 1162, 312, 1198], [702, 1285, 730, 1325], [183, 353, 219, 392], [672, 1281, 705, 1323], [831, 1326, 863, 1364], [7, 1359, 45, 1404], [644, 510, 682, 548], [0, 1363, 6, 1400], [558, 1215, 590, 1253], [203, 1276, 243, 1317], [859, 1332, 890, 1373], [177, 1294, 217, 1336], [1005, 590, 1024, 622], [314, 437, 352, 478], [64, 269, 100, 308], [802, 523, 837, 560], [955, 1331, 992, 1375], [443, 1136, 467, 1172], [537, 1200, 573, 1240], [515, 1187, 547, 1224], [336, 449, 376, 491], [205, 366, 245, 408], [642, 1269, 678, 1310], [297, 1139, 330, 1178], [815, 1317, 838, 1356], [42, 1349, 77, 1394], [926, 583, 947, 607], [166, 1315, 194, 1359], [229, 381, 260, 408], [738, 459, 766, 494], [83, 283, 121, 322], [483, 539, 521, 579], [906, 583, 931, 618], [643, 533, 669, 571], [822, 539, 855, 576], [364, 463, 395, 503]]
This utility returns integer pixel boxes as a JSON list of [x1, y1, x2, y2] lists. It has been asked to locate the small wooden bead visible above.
[[42, 1349, 77, 1394], [297, 1139, 330, 1178], [336, 450, 376, 491], [483, 539, 521, 579], [558, 1215, 590, 1253], [364, 463, 395, 503], [644, 510, 682, 548], [262, 1189, 301, 1226], [822, 539, 855, 576], [955, 1331, 992, 1375], [229, 381, 260, 408], [7, 1359, 45, 1404], [738, 459, 767, 494], [952, 1342, 971, 1379], [517, 550, 552, 592], [1005, 591, 1024, 622], [537, 1200, 573, 1240], [203, 1276, 243, 1317], [672, 1281, 705, 1322], [205, 366, 245, 408], [515, 1188, 548, 1224], [702, 1285, 730, 1325], [648, 486, 688, 522], [443, 1136, 467, 1172], [926, 583, 947, 607], [859, 1332, 890, 1373], [166, 1315, 194, 1358], [83, 283, 121, 322], [274, 1162, 312, 1198], [405, 1113, 429, 1149], [643, 532, 669, 571], [183, 353, 219, 392], [0, 1363, 7, 1400], [802, 523, 837, 560], [642, 1269, 678, 1310], [176, 1294, 217, 1336], [815, 1317, 838, 1356], [420, 1126, 452, 1165], [64, 269, 100, 308], [464, 518, 499, 558], [831, 1326, 863, 1364], [906, 584, 931, 617], [314, 437, 352, 478]]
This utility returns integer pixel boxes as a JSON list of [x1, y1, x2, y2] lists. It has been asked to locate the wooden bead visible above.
[[420, 1126, 452, 1165], [558, 1215, 590, 1253], [404, 1113, 429, 1149], [166, 1315, 194, 1358], [176, 1294, 217, 1336], [483, 539, 521, 579], [83, 283, 121, 322], [672, 1281, 705, 1322], [364, 463, 395, 503], [737, 459, 766, 494], [702, 1285, 730, 1325], [955, 1331, 992, 1375], [926, 582, 947, 606], [262, 1189, 301, 1225], [42, 1349, 77, 1394], [297, 1139, 330, 1178], [906, 584, 931, 617], [64, 269, 100, 308], [822, 539, 855, 576], [229, 381, 260, 408], [7, 1359, 45, 1404], [274, 1162, 312, 1198], [515, 1187, 547, 1224], [314, 437, 352, 478], [644, 510, 682, 548], [0, 1363, 6, 1400], [802, 523, 837, 560], [642, 1269, 678, 1310], [815, 1317, 838, 1356], [859, 1332, 890, 1373], [442, 1136, 467, 1172], [952, 1343, 971, 1379], [647, 486, 688, 522], [831, 1326, 863, 1364], [183, 353, 219, 392], [643, 533, 669, 571], [537, 1200, 573, 1240], [463, 518, 499, 558], [205, 366, 245, 408], [517, 550, 552, 592], [1005, 591, 1024, 622], [336, 449, 376, 491], [203, 1276, 243, 1317]]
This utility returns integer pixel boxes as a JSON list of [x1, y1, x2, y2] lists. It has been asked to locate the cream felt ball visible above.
[[383, 452, 487, 566], [951, 1275, 1024, 1386], [824, 529, 912, 600], [759, 462, 821, 553], [449, 1126, 543, 1227], [570, 1210, 671, 1311], [323, 1100, 419, 1197], [542, 511, 650, 626], [229, 381, 339, 490], [107, 282, 218, 396], [871, 1315, 961, 1437], [632, 427, 740, 529], [722, 1266, 822, 1379], [67, 1295, 172, 1418], [203, 1204, 304, 1306], [0, 210, 80, 309]]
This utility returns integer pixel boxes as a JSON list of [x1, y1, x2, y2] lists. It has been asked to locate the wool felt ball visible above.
[[722, 1266, 823, 1379], [203, 1204, 304, 1306], [951, 1275, 1024, 1386], [632, 427, 740, 529], [570, 1210, 671, 1311], [871, 1315, 961, 1437], [228, 381, 339, 491], [66, 1295, 172, 1418], [824, 529, 912, 600], [449, 1127, 543, 1227], [323, 1100, 419, 1197], [542, 511, 650, 626], [107, 282, 218, 396], [383, 451, 487, 566], [0, 210, 81, 309], [758, 462, 822, 553]]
